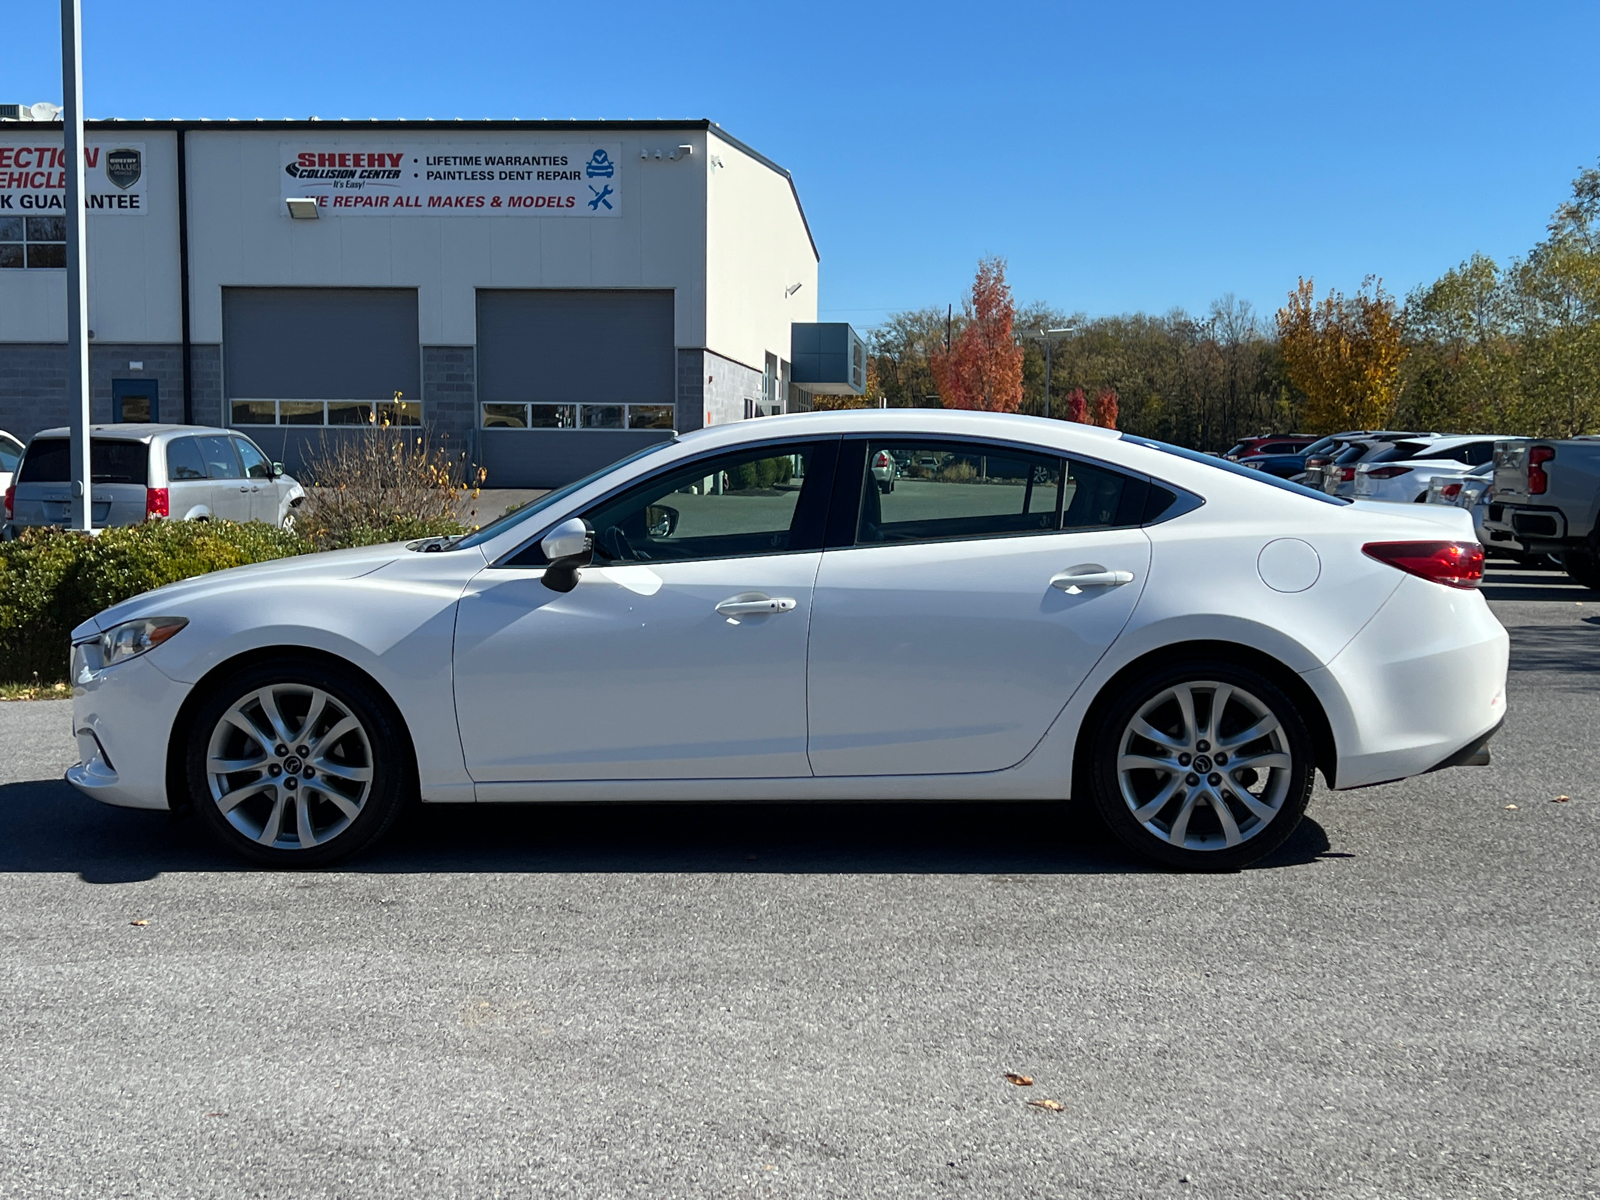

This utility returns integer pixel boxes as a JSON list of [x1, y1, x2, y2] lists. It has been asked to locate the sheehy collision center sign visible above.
[[280, 143, 624, 216], [0, 140, 147, 215]]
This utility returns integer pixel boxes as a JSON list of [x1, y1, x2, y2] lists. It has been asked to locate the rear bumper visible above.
[[1302, 574, 1509, 790]]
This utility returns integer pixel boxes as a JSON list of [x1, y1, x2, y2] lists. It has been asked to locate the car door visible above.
[[162, 436, 214, 520], [452, 438, 838, 782], [231, 436, 277, 522], [806, 438, 1153, 777], [196, 435, 250, 521]]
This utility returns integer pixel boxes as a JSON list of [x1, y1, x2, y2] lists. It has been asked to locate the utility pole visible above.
[[1026, 327, 1075, 419], [61, 0, 92, 531]]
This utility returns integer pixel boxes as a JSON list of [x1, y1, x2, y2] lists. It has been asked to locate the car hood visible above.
[[73, 541, 414, 639]]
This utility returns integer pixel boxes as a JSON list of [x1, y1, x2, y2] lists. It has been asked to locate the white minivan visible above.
[[4, 424, 304, 533]]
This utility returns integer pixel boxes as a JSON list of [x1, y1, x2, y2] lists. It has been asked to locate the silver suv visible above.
[[4, 424, 305, 534]]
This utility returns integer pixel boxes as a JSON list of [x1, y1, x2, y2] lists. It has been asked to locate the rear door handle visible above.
[[715, 594, 798, 616], [1051, 566, 1135, 593]]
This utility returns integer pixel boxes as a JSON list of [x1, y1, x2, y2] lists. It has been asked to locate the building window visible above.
[[0, 216, 67, 269], [230, 399, 422, 427], [480, 402, 674, 431]]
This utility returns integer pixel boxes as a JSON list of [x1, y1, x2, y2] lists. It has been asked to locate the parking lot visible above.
[[1, 561, 1596, 1199]]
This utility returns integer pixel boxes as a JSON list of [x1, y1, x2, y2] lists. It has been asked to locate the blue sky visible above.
[[11, 1, 1599, 327]]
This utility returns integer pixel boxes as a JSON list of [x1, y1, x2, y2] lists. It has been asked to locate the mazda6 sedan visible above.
[[66, 410, 1509, 871]]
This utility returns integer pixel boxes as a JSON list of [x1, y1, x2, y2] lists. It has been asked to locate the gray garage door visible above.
[[477, 289, 675, 488], [222, 289, 421, 471]]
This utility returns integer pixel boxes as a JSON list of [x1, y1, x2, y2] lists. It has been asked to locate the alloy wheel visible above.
[[1115, 680, 1294, 852], [204, 683, 375, 851]]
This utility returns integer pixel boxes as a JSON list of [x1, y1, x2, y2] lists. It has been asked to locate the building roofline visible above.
[[14, 116, 820, 261]]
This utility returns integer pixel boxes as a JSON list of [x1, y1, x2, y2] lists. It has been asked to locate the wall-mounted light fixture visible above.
[[669, 144, 692, 161], [285, 197, 320, 220], [785, 282, 803, 298]]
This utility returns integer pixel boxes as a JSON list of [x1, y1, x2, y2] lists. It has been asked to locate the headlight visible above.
[[98, 616, 188, 668]]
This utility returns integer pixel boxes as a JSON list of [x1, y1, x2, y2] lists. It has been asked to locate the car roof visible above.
[[29, 424, 236, 443]]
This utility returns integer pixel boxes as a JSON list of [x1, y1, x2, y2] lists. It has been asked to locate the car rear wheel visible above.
[[187, 660, 407, 866], [1089, 660, 1315, 871]]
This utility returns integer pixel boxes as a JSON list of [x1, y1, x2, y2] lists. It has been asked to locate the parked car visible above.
[[1223, 434, 1317, 462], [1424, 463, 1499, 549], [1298, 431, 1420, 490], [66, 409, 1507, 873], [1320, 434, 1440, 497], [1486, 436, 1600, 587], [870, 447, 898, 493], [1237, 450, 1315, 479], [4, 424, 304, 533], [1352, 435, 1506, 503]]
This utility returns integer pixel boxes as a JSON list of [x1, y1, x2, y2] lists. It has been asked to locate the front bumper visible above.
[[66, 645, 191, 810]]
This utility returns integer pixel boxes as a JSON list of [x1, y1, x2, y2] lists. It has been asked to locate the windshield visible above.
[[1123, 437, 1351, 506], [448, 439, 678, 551]]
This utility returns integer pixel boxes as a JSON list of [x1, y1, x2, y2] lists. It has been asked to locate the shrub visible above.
[[0, 521, 305, 683], [293, 406, 484, 552], [937, 459, 978, 483]]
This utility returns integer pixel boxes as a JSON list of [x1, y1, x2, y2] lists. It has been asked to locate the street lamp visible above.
[[1025, 327, 1075, 419]]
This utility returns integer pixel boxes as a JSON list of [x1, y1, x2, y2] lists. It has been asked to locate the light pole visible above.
[[1026, 327, 1075, 419], [61, 0, 91, 531]]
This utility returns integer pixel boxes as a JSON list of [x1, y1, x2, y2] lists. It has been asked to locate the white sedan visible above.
[[66, 410, 1508, 871]]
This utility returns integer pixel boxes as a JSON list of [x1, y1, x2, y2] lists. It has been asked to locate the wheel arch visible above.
[[164, 645, 421, 811], [1070, 639, 1338, 793]]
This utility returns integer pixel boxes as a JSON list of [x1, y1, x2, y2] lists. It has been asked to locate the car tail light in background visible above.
[[874, 451, 891, 469], [145, 487, 169, 520], [1528, 445, 1555, 494], [1437, 482, 1463, 500], [1365, 465, 1413, 479], [1340, 466, 1356, 482], [3, 485, 12, 521], [1363, 541, 1485, 589]]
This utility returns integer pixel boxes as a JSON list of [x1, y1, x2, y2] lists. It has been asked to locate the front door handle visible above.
[[715, 594, 798, 617], [1050, 566, 1135, 594]]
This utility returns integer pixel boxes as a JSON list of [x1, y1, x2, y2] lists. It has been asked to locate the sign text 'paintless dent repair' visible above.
[[0, 141, 147, 214], [280, 143, 623, 217]]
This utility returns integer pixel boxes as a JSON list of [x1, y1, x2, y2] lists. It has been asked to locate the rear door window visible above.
[[197, 435, 244, 479], [165, 438, 209, 481], [0, 436, 20, 473], [854, 440, 1147, 546], [17, 438, 148, 485]]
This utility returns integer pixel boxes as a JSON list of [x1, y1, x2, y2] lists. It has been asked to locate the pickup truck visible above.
[[1486, 437, 1600, 587]]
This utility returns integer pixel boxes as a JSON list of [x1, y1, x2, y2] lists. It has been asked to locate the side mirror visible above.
[[645, 504, 679, 539], [271, 462, 285, 478], [540, 517, 593, 593]]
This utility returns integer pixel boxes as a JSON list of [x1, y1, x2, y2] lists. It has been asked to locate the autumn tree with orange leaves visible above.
[[932, 257, 1024, 412], [1093, 387, 1120, 429]]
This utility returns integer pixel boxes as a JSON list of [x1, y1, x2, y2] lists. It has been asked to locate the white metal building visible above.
[[0, 116, 860, 486]]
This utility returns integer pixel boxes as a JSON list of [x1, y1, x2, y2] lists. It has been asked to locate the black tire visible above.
[[1088, 659, 1315, 871], [1563, 541, 1600, 591], [187, 658, 409, 867]]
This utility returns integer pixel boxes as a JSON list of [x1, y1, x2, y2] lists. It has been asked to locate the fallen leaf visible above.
[[1004, 1073, 1034, 1087], [1504, 804, 1518, 810], [1026, 1098, 1064, 1112], [205, 1111, 227, 1118], [1553, 795, 1571, 803], [129, 919, 149, 926]]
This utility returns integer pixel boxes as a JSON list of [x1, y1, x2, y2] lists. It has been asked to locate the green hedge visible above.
[[0, 515, 463, 684]]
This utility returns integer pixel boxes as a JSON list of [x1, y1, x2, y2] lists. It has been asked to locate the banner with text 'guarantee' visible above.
[[0, 140, 147, 215], [280, 142, 624, 217]]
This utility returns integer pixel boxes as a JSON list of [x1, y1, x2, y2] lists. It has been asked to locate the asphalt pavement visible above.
[[1, 562, 1596, 1199]]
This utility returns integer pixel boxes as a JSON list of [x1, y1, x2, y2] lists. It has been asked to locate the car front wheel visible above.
[[187, 660, 407, 866], [1089, 661, 1315, 871]]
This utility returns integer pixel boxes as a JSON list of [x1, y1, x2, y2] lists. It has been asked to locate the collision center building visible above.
[[0, 115, 865, 486]]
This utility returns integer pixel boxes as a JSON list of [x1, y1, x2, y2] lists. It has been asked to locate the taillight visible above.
[[145, 487, 169, 520], [3, 484, 13, 521], [1340, 466, 1356, 482], [874, 451, 890, 468], [1439, 483, 1463, 500], [1365, 465, 1412, 479], [1363, 540, 1484, 589], [1528, 445, 1554, 494]]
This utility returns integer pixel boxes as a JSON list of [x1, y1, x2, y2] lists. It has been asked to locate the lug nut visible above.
[[296, 745, 309, 757], [1214, 752, 1228, 765], [284, 777, 298, 791], [1186, 773, 1199, 786], [303, 766, 315, 779], [1178, 753, 1192, 767], [1208, 773, 1222, 786], [275, 744, 288, 757], [268, 764, 282, 777], [1196, 739, 1210, 753]]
